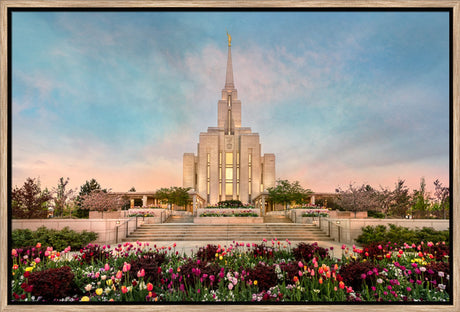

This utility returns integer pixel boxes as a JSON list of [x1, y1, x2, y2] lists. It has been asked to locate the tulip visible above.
[[95, 288, 103, 296], [147, 283, 153, 291], [80, 296, 90, 302], [137, 269, 145, 278], [116, 271, 123, 279]]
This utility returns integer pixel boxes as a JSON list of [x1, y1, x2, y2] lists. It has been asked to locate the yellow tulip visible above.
[[95, 288, 103, 296], [80, 296, 90, 302]]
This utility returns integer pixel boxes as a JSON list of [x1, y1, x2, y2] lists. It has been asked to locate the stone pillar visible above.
[[130, 199, 134, 209], [142, 196, 148, 207], [193, 194, 197, 216], [310, 195, 315, 205]]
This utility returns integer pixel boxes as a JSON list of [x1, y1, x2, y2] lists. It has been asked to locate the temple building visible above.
[[183, 35, 276, 205]]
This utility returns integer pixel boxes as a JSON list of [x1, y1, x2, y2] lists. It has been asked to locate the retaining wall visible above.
[[12, 218, 141, 245], [318, 218, 450, 244]]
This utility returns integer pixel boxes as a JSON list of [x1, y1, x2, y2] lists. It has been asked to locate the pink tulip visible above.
[[105, 263, 110, 271], [137, 269, 145, 278]]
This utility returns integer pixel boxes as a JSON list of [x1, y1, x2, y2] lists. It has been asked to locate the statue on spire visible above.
[[227, 31, 232, 47]]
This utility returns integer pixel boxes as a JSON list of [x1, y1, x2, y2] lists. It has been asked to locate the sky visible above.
[[11, 10, 450, 195]]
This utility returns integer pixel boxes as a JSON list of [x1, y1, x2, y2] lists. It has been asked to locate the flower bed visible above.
[[127, 208, 167, 218], [199, 210, 258, 217], [10, 240, 450, 303], [301, 209, 329, 217]]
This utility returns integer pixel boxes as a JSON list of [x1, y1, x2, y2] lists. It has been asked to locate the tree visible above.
[[388, 179, 411, 218], [267, 179, 313, 210], [155, 186, 192, 209], [52, 177, 76, 218], [73, 178, 106, 218], [433, 179, 449, 219], [80, 190, 129, 218], [410, 178, 431, 219], [79, 178, 106, 196], [12, 178, 53, 219], [335, 183, 380, 217]]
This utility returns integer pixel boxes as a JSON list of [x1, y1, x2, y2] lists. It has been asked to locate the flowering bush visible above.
[[301, 209, 329, 217], [10, 239, 450, 303], [205, 200, 255, 209], [127, 208, 166, 217], [199, 210, 258, 217]]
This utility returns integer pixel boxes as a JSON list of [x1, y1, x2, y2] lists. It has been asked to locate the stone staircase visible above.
[[123, 223, 332, 242]]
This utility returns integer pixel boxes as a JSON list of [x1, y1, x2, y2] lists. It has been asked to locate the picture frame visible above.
[[1, 1, 458, 311]]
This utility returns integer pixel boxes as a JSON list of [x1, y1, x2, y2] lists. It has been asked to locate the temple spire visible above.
[[225, 33, 235, 89]]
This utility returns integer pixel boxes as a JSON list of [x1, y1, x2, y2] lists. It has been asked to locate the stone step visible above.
[[165, 216, 194, 223], [124, 222, 332, 242]]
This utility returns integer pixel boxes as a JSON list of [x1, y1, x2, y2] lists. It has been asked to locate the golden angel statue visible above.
[[227, 31, 232, 47]]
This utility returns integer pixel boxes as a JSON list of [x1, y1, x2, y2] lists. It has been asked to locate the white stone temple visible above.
[[183, 35, 276, 205]]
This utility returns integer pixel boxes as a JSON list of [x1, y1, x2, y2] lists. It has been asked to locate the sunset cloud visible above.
[[12, 11, 450, 194]]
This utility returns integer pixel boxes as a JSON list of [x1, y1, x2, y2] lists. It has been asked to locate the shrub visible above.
[[250, 243, 274, 260], [179, 259, 221, 288], [248, 262, 278, 291], [279, 261, 301, 283], [292, 242, 329, 263], [77, 244, 112, 264], [128, 252, 166, 284], [216, 200, 244, 208], [12, 226, 97, 251], [339, 261, 381, 291], [196, 244, 219, 262], [360, 241, 390, 261], [356, 224, 449, 245], [425, 261, 450, 291], [367, 210, 385, 218], [27, 266, 80, 301]]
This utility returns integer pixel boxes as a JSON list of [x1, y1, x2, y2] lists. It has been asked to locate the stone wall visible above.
[[12, 218, 140, 245], [89, 210, 128, 219], [318, 218, 450, 244]]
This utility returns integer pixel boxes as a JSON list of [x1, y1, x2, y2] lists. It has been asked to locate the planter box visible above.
[[194, 217, 264, 224]]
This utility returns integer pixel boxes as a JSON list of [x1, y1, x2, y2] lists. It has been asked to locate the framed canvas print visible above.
[[1, 1, 458, 311]]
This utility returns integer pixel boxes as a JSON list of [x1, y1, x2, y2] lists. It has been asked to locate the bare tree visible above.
[[433, 179, 449, 219], [52, 177, 76, 217]]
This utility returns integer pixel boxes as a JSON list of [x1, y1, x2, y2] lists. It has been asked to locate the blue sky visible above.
[[12, 11, 450, 194]]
